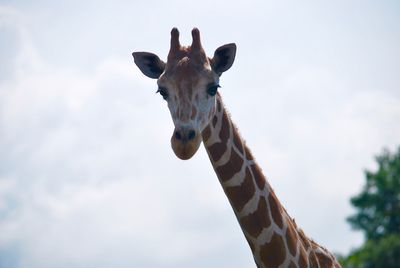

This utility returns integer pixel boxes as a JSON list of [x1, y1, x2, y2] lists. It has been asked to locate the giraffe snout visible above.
[[171, 126, 202, 160]]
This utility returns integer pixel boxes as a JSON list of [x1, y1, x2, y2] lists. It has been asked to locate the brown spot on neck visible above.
[[232, 125, 244, 154], [316, 252, 334, 267], [217, 99, 222, 112], [219, 111, 230, 141], [207, 142, 227, 163], [268, 191, 284, 229], [259, 232, 286, 268], [298, 247, 309, 268], [309, 251, 320, 268], [250, 164, 266, 190], [239, 197, 271, 238], [298, 229, 311, 250], [286, 222, 298, 257], [225, 168, 255, 212], [216, 148, 243, 182]]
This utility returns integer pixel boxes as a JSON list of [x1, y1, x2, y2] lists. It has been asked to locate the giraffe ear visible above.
[[132, 52, 166, 79], [210, 43, 236, 76]]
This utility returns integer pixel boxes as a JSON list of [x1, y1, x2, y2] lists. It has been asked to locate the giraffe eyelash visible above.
[[207, 84, 221, 96], [156, 87, 169, 100]]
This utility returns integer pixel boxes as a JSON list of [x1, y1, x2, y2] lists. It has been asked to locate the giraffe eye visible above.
[[207, 84, 220, 96], [156, 87, 169, 100]]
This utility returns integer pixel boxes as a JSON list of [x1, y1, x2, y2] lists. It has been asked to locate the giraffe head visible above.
[[133, 28, 236, 160]]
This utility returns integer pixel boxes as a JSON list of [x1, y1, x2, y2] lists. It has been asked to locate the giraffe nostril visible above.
[[175, 130, 182, 140], [188, 130, 196, 140]]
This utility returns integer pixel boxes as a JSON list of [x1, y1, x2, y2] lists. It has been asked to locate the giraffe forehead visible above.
[[161, 58, 213, 98], [170, 56, 210, 79]]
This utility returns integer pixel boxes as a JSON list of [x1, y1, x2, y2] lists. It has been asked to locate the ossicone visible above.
[[191, 27, 202, 50], [170, 27, 181, 52]]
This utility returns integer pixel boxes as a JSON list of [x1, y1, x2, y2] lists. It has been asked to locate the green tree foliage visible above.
[[340, 147, 400, 268], [340, 234, 400, 268]]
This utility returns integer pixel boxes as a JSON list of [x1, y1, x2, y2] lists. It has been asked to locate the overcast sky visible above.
[[0, 1, 399, 267]]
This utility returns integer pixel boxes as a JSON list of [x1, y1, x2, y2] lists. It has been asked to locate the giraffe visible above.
[[132, 28, 341, 268]]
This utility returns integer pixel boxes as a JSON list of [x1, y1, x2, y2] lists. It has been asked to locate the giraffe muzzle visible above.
[[171, 127, 202, 160]]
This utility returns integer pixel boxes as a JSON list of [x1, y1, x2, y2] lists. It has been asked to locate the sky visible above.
[[0, 0, 399, 267]]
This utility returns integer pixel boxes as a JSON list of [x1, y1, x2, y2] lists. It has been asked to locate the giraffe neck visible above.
[[201, 94, 340, 268]]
